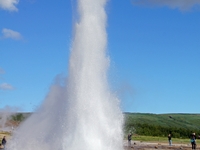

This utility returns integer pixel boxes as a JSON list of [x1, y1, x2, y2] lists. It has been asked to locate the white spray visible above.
[[7, 0, 123, 150]]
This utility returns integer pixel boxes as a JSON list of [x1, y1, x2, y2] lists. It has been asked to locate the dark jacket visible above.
[[2, 138, 6, 145], [191, 134, 196, 143]]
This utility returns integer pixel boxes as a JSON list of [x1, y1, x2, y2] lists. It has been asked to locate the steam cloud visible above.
[[0, 106, 19, 131], [131, 0, 200, 11], [1, 28, 22, 40], [0, 0, 19, 12]]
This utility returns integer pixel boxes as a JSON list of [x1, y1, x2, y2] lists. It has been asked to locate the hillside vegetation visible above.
[[2, 112, 200, 139], [124, 113, 200, 138]]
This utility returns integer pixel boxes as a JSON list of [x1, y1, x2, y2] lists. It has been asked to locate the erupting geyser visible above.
[[7, 0, 123, 150]]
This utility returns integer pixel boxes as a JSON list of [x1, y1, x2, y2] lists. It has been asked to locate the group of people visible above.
[[128, 132, 198, 149], [168, 133, 197, 149]]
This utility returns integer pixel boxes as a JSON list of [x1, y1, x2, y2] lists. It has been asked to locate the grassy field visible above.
[[130, 135, 192, 144], [124, 113, 200, 138]]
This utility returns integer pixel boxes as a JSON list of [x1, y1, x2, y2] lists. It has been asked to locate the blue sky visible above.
[[0, 0, 200, 114]]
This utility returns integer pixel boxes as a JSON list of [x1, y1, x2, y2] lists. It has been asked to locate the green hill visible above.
[[124, 113, 200, 138], [6, 112, 200, 138]]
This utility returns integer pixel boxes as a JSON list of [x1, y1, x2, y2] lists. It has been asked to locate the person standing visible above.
[[191, 133, 196, 150], [1, 136, 6, 149], [168, 134, 172, 146], [128, 133, 132, 147]]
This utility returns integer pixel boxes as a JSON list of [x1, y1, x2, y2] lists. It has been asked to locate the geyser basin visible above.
[[7, 0, 123, 150]]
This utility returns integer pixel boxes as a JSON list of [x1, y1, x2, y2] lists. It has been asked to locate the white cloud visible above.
[[0, 68, 5, 74], [0, 83, 14, 90], [0, 0, 19, 12], [131, 0, 200, 11], [1, 28, 22, 40]]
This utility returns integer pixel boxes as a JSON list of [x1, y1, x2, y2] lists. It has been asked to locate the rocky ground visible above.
[[124, 141, 195, 150]]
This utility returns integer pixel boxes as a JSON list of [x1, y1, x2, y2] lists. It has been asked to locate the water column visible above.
[[7, 0, 123, 150], [63, 0, 123, 149]]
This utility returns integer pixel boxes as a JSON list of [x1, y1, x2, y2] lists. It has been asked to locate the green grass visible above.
[[124, 113, 200, 139], [124, 113, 200, 131], [130, 135, 191, 144], [124, 113, 200, 129]]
